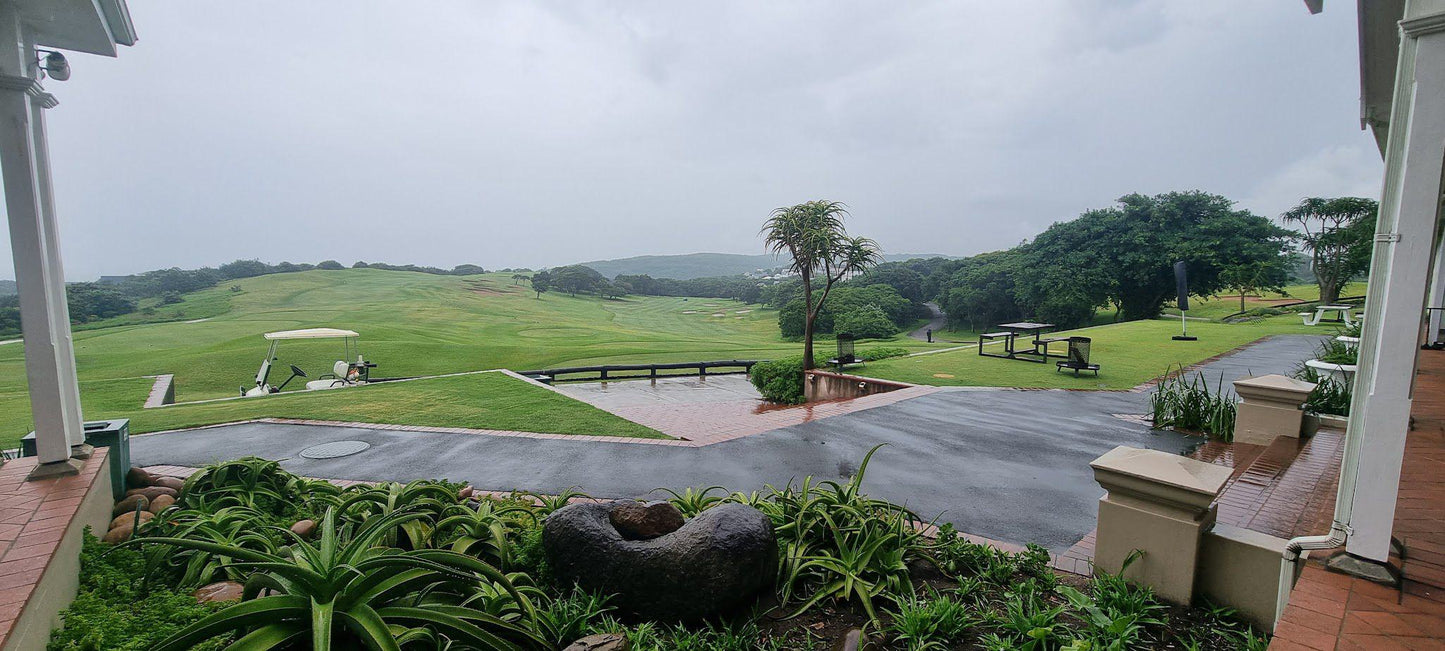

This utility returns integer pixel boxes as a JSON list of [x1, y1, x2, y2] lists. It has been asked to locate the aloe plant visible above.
[[436, 499, 537, 571], [337, 480, 457, 549], [128, 507, 548, 650], [657, 485, 728, 517]]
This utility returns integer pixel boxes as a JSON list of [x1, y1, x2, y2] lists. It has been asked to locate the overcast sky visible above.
[[9, 1, 1381, 280]]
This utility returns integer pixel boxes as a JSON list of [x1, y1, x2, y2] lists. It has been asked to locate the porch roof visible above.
[[16, 0, 136, 57]]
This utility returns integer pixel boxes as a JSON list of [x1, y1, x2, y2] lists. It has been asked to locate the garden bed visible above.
[[60, 450, 1270, 650]]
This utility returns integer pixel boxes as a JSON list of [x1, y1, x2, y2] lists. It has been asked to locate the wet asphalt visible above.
[[131, 334, 1323, 551]]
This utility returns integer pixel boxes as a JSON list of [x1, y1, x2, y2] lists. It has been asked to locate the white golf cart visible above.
[[242, 328, 377, 397]]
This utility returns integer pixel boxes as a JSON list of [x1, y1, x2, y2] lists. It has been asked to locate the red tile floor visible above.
[[0, 448, 107, 647], [1269, 348, 1445, 650]]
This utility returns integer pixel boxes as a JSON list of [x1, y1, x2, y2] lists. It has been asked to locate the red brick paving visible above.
[[0, 449, 107, 648], [1270, 349, 1445, 650], [601, 385, 939, 444]]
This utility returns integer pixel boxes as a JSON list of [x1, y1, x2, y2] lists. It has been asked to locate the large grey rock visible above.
[[544, 501, 776, 621]]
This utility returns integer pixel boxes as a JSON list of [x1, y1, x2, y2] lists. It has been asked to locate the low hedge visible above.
[[749, 356, 805, 404]]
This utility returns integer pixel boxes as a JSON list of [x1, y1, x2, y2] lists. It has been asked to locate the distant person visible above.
[[926, 328, 933, 343]]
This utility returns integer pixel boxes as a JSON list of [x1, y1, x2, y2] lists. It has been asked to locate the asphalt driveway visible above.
[[131, 335, 1321, 551]]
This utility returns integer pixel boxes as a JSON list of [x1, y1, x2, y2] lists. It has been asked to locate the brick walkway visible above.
[[552, 375, 939, 444], [1270, 349, 1445, 650], [0, 449, 108, 647]]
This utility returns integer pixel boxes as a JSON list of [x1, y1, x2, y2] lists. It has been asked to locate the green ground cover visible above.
[[0, 269, 938, 446], [863, 315, 1324, 389]]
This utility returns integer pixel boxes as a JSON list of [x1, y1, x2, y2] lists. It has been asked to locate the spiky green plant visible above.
[[1149, 368, 1237, 440], [436, 499, 537, 571], [337, 480, 457, 549], [127, 507, 547, 650], [657, 485, 728, 517]]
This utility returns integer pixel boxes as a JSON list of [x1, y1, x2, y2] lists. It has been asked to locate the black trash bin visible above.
[[21, 419, 131, 496]]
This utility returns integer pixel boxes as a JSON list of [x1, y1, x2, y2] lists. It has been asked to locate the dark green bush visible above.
[[834, 304, 899, 339], [857, 346, 909, 361], [49, 532, 228, 651], [749, 356, 805, 404]]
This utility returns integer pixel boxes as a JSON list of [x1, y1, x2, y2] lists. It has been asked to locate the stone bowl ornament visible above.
[[543, 499, 777, 621]]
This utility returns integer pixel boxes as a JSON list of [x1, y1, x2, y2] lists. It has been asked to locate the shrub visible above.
[[49, 532, 230, 651], [835, 304, 899, 339], [750, 356, 805, 404], [1150, 369, 1237, 440], [857, 346, 908, 362]]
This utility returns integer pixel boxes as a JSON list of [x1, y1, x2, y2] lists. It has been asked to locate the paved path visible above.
[[130, 335, 1322, 551], [908, 302, 948, 341]]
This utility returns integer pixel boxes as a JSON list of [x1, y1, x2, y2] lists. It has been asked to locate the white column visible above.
[[27, 82, 85, 450], [1342, 17, 1445, 562], [0, 7, 78, 472]]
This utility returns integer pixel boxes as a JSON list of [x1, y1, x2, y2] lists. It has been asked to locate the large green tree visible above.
[[762, 200, 881, 369], [1281, 197, 1378, 304], [1027, 191, 1294, 320]]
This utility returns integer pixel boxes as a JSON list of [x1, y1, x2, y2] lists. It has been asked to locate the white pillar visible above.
[[27, 75, 86, 451], [0, 6, 80, 474], [1342, 17, 1445, 562]]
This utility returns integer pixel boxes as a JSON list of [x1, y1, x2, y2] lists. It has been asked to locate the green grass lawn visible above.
[[862, 315, 1325, 390], [1162, 282, 1369, 321], [6, 371, 664, 447], [0, 269, 941, 447]]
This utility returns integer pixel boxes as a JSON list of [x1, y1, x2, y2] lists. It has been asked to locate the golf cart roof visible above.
[[263, 328, 360, 341]]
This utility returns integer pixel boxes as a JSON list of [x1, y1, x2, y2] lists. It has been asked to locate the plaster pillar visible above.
[[0, 7, 79, 476], [1090, 446, 1232, 605], [1341, 17, 1445, 563], [1232, 374, 1316, 445], [26, 73, 86, 455]]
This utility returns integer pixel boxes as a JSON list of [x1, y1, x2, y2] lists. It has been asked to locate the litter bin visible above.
[[20, 419, 131, 496]]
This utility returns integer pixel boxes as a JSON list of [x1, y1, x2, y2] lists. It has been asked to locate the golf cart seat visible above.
[[305, 361, 353, 391]]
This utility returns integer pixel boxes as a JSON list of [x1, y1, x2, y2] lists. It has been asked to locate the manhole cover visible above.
[[299, 440, 371, 459]]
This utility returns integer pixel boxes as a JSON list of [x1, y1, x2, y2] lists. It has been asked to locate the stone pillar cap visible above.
[[1091, 446, 1232, 511], [1233, 374, 1316, 402]]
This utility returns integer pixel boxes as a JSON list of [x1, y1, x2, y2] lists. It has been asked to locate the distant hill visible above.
[[572, 252, 956, 280], [0, 280, 14, 296]]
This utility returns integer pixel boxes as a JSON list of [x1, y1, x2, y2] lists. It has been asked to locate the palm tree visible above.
[[762, 200, 881, 369]]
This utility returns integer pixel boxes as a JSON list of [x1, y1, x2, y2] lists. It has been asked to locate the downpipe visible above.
[[1276, 522, 1350, 627]]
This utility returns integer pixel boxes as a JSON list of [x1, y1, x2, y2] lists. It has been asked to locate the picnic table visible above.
[[977, 322, 1068, 363], [1300, 304, 1357, 326]]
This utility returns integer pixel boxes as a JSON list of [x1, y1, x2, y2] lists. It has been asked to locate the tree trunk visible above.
[[1240, 291, 1246, 313], [802, 271, 816, 370], [803, 312, 815, 370]]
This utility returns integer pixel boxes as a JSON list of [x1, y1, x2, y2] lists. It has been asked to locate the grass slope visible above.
[[0, 269, 937, 446], [863, 316, 1325, 390], [126, 372, 665, 439]]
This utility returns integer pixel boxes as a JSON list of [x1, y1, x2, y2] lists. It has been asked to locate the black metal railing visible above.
[[515, 360, 760, 384]]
